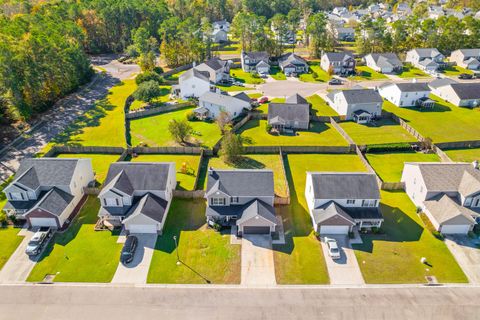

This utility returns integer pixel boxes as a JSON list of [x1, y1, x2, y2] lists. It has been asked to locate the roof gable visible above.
[[206, 169, 274, 198], [309, 172, 380, 200]]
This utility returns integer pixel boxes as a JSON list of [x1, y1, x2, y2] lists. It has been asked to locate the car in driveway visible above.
[[324, 237, 341, 260], [458, 73, 473, 80], [328, 78, 342, 85], [120, 235, 138, 265], [258, 96, 269, 104], [25, 227, 53, 256]]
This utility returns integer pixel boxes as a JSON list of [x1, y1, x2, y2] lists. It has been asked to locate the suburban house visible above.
[[278, 53, 309, 75], [172, 68, 216, 99], [285, 93, 308, 105], [194, 58, 231, 84], [241, 51, 270, 74], [98, 162, 176, 234], [213, 20, 230, 32], [378, 82, 434, 107], [401, 162, 480, 234], [211, 29, 228, 43], [449, 49, 480, 70], [433, 83, 480, 107], [267, 102, 310, 132], [364, 53, 403, 74], [428, 78, 458, 96], [2, 158, 94, 229], [205, 169, 277, 236], [320, 52, 356, 75], [195, 91, 251, 119], [405, 48, 445, 72], [326, 88, 383, 123], [331, 26, 355, 41], [305, 172, 384, 234]]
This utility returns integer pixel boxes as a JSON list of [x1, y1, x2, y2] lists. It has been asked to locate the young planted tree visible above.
[[219, 132, 243, 163], [216, 111, 232, 134], [168, 119, 192, 145]]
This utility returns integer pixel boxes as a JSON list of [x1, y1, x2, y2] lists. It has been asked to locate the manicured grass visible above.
[[248, 93, 262, 99], [442, 65, 474, 77], [213, 42, 241, 55], [397, 66, 430, 78], [131, 154, 201, 191], [366, 151, 440, 182], [273, 153, 367, 284], [0, 227, 24, 271], [230, 68, 264, 84], [256, 98, 285, 114], [299, 65, 331, 83], [164, 70, 186, 81], [445, 148, 480, 162], [353, 191, 468, 284], [338, 119, 417, 145], [130, 107, 222, 148], [351, 66, 388, 81], [217, 84, 253, 92], [306, 95, 338, 116], [383, 97, 480, 143], [238, 119, 349, 146], [206, 155, 288, 197], [147, 198, 241, 284], [56, 153, 119, 185], [270, 67, 287, 80], [130, 86, 172, 111], [28, 197, 122, 282]]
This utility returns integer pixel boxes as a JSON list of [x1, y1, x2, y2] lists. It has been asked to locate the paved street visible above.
[[1, 284, 480, 319], [241, 235, 276, 287], [0, 229, 38, 284], [445, 236, 480, 284]]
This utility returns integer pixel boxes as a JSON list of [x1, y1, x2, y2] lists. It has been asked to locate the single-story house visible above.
[[434, 83, 480, 107], [364, 53, 403, 74]]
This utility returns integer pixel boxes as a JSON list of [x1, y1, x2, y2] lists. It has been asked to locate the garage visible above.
[[126, 224, 158, 234], [29, 217, 58, 228], [319, 225, 350, 235], [440, 224, 471, 235], [243, 226, 271, 234]]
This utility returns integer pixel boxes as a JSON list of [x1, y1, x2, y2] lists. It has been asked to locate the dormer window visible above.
[[211, 198, 226, 206], [104, 198, 121, 207]]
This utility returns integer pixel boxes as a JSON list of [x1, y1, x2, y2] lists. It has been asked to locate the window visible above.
[[362, 199, 376, 207], [231, 197, 239, 204], [346, 199, 355, 205], [9, 192, 24, 200], [474, 198, 480, 207], [211, 198, 226, 206], [105, 198, 120, 207]]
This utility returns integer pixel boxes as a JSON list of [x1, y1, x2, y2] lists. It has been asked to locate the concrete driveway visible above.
[[320, 235, 364, 285], [111, 234, 157, 284], [0, 229, 39, 283], [445, 235, 480, 284], [241, 235, 276, 287]]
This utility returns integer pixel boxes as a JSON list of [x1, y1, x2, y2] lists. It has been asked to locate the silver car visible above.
[[25, 227, 53, 256], [324, 237, 341, 260]]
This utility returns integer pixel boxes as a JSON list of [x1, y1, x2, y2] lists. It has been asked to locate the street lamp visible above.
[[173, 235, 181, 266]]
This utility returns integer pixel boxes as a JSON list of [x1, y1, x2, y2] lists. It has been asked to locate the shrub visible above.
[[219, 132, 243, 163], [314, 231, 321, 239], [185, 111, 197, 121], [251, 72, 260, 78], [365, 142, 412, 153], [0, 212, 7, 227], [348, 231, 355, 239], [265, 123, 272, 133], [153, 66, 164, 74], [133, 80, 163, 102], [135, 71, 164, 85], [432, 231, 445, 241]]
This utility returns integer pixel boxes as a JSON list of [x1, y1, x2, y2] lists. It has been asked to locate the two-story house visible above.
[[305, 172, 384, 234], [98, 162, 176, 234], [364, 53, 403, 74], [449, 49, 480, 70], [2, 158, 94, 229], [195, 91, 251, 120], [326, 88, 383, 123], [194, 58, 231, 84], [402, 162, 480, 234], [320, 52, 356, 75], [378, 82, 434, 107], [172, 68, 217, 99], [205, 169, 277, 236], [241, 51, 270, 74], [278, 53, 309, 75], [434, 83, 480, 108], [405, 48, 445, 72]]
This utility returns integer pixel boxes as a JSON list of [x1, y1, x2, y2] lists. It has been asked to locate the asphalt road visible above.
[[1, 284, 479, 319]]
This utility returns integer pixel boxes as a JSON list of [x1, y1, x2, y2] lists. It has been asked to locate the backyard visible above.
[[445, 148, 480, 162], [27, 196, 122, 282], [353, 191, 468, 284], [306, 95, 338, 116], [299, 65, 331, 83], [351, 66, 388, 81], [0, 227, 24, 271], [382, 98, 480, 143], [129, 85, 172, 111], [147, 198, 241, 284], [338, 119, 417, 145], [56, 153, 120, 185], [366, 151, 440, 182], [130, 107, 222, 148], [273, 153, 368, 284], [131, 154, 201, 191], [238, 119, 349, 146]]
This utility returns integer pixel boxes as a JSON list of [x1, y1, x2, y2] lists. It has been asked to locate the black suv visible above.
[[120, 235, 138, 265], [459, 73, 473, 80]]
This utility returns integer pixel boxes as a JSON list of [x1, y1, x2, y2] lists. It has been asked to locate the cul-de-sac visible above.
[[1, 0, 480, 318]]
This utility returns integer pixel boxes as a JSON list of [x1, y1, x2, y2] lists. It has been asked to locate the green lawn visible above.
[[147, 198, 241, 284], [445, 148, 480, 162], [299, 65, 331, 83], [442, 65, 474, 77], [273, 153, 367, 284], [306, 95, 338, 116], [256, 98, 285, 114], [206, 155, 288, 197], [0, 227, 24, 271], [217, 84, 253, 92], [230, 68, 264, 84], [213, 42, 241, 55], [397, 66, 430, 78], [351, 66, 388, 81], [130, 107, 222, 148], [383, 97, 480, 143], [28, 197, 122, 282], [353, 191, 468, 284], [131, 154, 201, 191], [238, 119, 349, 147], [130, 86, 172, 111], [366, 151, 440, 182], [338, 119, 417, 145], [270, 67, 287, 80], [164, 70, 186, 81], [56, 153, 119, 185]]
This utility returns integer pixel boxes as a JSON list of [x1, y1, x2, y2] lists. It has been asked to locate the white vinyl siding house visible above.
[[378, 82, 431, 107]]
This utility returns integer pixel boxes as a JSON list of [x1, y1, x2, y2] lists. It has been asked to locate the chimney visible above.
[[473, 160, 479, 170]]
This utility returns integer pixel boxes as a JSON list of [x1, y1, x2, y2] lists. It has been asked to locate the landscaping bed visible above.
[[338, 119, 417, 145]]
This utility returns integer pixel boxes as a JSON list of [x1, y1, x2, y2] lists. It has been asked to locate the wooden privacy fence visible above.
[[243, 145, 354, 154], [435, 140, 480, 150], [132, 146, 204, 155], [433, 146, 453, 162], [173, 190, 205, 199], [44, 145, 125, 157], [83, 187, 100, 195], [380, 182, 405, 191], [126, 103, 193, 119], [329, 117, 356, 145]]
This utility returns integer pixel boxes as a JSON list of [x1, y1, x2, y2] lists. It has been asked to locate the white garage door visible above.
[[127, 224, 158, 234], [320, 225, 350, 235], [440, 224, 470, 234], [29, 217, 57, 228]]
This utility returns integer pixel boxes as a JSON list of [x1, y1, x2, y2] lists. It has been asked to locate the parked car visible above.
[[459, 73, 473, 80], [232, 81, 244, 87], [324, 237, 341, 260], [328, 78, 343, 85], [258, 96, 269, 104], [473, 72, 480, 79], [25, 227, 53, 256], [259, 72, 268, 78], [120, 235, 138, 265]]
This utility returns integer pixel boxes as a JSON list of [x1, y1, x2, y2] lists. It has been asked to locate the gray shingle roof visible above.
[[14, 158, 80, 189], [199, 91, 250, 109], [313, 201, 355, 225], [180, 68, 210, 82], [206, 169, 274, 198], [367, 53, 402, 69], [267, 103, 310, 124], [456, 48, 480, 57], [34, 187, 74, 217], [450, 83, 480, 100], [341, 89, 383, 104], [428, 78, 457, 90], [125, 193, 168, 223], [324, 52, 354, 62], [309, 172, 380, 199], [380, 82, 431, 92], [424, 194, 477, 224], [412, 48, 442, 58], [242, 51, 269, 61], [202, 57, 227, 71], [237, 199, 277, 225], [233, 92, 251, 103], [279, 53, 308, 68], [285, 94, 308, 104]]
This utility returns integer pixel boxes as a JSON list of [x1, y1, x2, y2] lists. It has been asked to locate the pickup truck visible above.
[[25, 227, 53, 256]]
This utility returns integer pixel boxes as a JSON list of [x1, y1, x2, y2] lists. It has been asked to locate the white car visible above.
[[324, 237, 341, 260]]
